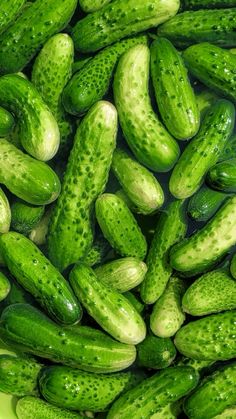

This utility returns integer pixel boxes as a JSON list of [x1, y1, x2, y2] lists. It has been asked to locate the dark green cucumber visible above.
[[16, 397, 84, 419], [72, 0, 180, 53], [47, 101, 117, 272], [107, 366, 199, 419], [70, 264, 146, 344], [137, 335, 176, 369], [63, 35, 148, 116], [169, 100, 235, 199], [0, 232, 81, 325], [184, 363, 236, 419], [207, 158, 236, 193], [175, 310, 236, 361], [141, 200, 187, 304], [0, 272, 10, 302], [0, 0, 26, 35], [79, 0, 112, 13], [95, 193, 147, 259], [0, 354, 42, 397], [150, 37, 199, 140], [183, 0, 236, 10], [0, 304, 136, 373], [0, 107, 14, 137], [0, 0, 77, 74], [219, 134, 236, 162], [0, 139, 60, 205], [113, 44, 180, 172], [11, 200, 45, 235], [170, 196, 236, 276], [187, 185, 228, 222], [39, 365, 144, 412], [0, 189, 11, 234]]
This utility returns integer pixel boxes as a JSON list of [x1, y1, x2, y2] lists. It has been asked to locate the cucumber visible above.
[[115, 189, 137, 213], [182, 269, 236, 316], [111, 148, 164, 215], [150, 277, 186, 338], [151, 402, 182, 419], [187, 185, 228, 222], [72, 57, 91, 74], [175, 310, 236, 361], [170, 196, 236, 276], [137, 335, 176, 369], [140, 199, 187, 304], [0, 272, 10, 302], [231, 253, 236, 279], [0, 188, 11, 234], [32, 33, 74, 156], [16, 396, 84, 419], [0, 0, 26, 34], [39, 365, 144, 412], [195, 88, 220, 118], [184, 363, 236, 419], [0, 354, 42, 397], [113, 44, 180, 172], [0, 139, 60, 205], [95, 257, 147, 292], [82, 235, 111, 267], [1, 276, 34, 307], [79, 0, 112, 13], [63, 35, 148, 116], [95, 193, 147, 259], [183, 0, 236, 10], [0, 107, 14, 137], [219, 134, 236, 162], [11, 200, 45, 235], [107, 366, 199, 419], [177, 357, 215, 374], [47, 101, 117, 272], [70, 264, 146, 344], [0, 0, 77, 74], [0, 232, 81, 325], [0, 304, 136, 373], [150, 37, 199, 140], [72, 0, 180, 53], [207, 158, 236, 193], [123, 292, 145, 314], [214, 406, 236, 418], [29, 207, 52, 246]]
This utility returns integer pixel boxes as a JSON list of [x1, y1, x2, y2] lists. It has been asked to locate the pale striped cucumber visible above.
[[137, 335, 176, 369], [0, 107, 14, 137], [0, 189, 11, 234], [0, 272, 10, 302], [11, 200, 45, 235], [16, 397, 84, 419], [79, 0, 112, 13]]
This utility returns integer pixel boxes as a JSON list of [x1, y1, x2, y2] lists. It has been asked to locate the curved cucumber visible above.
[[183, 0, 236, 10], [0, 189, 11, 234], [207, 158, 236, 193], [187, 185, 228, 222], [16, 397, 84, 419], [0, 0, 26, 35], [150, 37, 199, 140], [0, 232, 81, 325], [95, 193, 147, 260], [0, 107, 14, 137], [11, 200, 44, 235], [114, 44, 180, 172], [79, 0, 111, 12], [0, 272, 11, 302], [169, 100, 235, 199], [137, 335, 176, 369]]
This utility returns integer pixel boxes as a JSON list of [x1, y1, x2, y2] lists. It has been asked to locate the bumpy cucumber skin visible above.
[[0, 354, 42, 397], [0, 107, 14, 137], [137, 335, 176, 369], [0, 0, 26, 34], [47, 101, 117, 272], [141, 200, 187, 304], [79, 0, 111, 12], [0, 139, 60, 205], [219, 134, 236, 162], [207, 158, 236, 193], [0, 0, 77, 74], [0, 232, 81, 325], [175, 311, 236, 361], [151, 37, 199, 140], [83, 235, 111, 267], [187, 185, 228, 222], [150, 277, 186, 338], [112, 148, 164, 215], [170, 196, 236, 276], [184, 363, 236, 419], [177, 357, 215, 374], [0, 272, 11, 302], [11, 201, 45, 235], [151, 402, 182, 419], [195, 88, 220, 119], [0, 189, 11, 234], [114, 44, 180, 172], [70, 264, 146, 345], [107, 366, 199, 419], [63, 35, 147, 116], [169, 100, 235, 199], [72, 0, 180, 53], [95, 194, 147, 259], [16, 396, 84, 419], [183, 0, 236, 10]]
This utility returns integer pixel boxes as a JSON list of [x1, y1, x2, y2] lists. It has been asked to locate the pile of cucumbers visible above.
[[1, 0, 236, 418]]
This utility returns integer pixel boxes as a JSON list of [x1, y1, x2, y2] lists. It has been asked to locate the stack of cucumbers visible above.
[[1, 0, 236, 418]]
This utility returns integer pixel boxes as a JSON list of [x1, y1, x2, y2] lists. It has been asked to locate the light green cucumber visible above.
[[150, 37, 199, 140], [0, 188, 11, 234], [0, 272, 10, 302], [195, 88, 220, 118], [187, 185, 228, 222], [29, 207, 52, 246], [47, 101, 117, 272], [115, 189, 137, 213], [95, 193, 147, 260], [213, 406, 236, 418], [137, 335, 176, 369], [150, 277, 186, 338], [113, 44, 180, 172], [0, 107, 14, 137], [169, 100, 235, 199], [141, 200, 187, 304], [70, 264, 146, 344], [11, 200, 45, 235], [79, 0, 111, 13], [123, 292, 144, 314], [207, 158, 236, 193], [16, 396, 84, 419], [151, 402, 182, 419], [175, 310, 236, 361]]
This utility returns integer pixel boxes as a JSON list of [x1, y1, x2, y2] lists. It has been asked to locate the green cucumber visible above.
[[0, 354, 42, 396], [137, 335, 176, 369], [231, 253, 236, 279], [0, 139, 60, 205], [112, 148, 164, 215], [16, 396, 84, 419], [82, 235, 111, 267], [170, 196, 236, 276], [183, 0, 236, 10], [123, 292, 144, 314], [115, 189, 137, 213], [72, 0, 180, 53], [0, 0, 77, 74], [0, 304, 136, 373], [0, 232, 81, 325], [113, 44, 180, 172], [141, 200, 187, 304], [213, 406, 236, 418], [184, 363, 236, 419], [207, 158, 236, 193], [1, 276, 34, 307], [107, 366, 199, 419], [182, 269, 236, 316], [0, 272, 10, 302], [219, 134, 236, 162], [150, 277, 186, 338], [63, 35, 148, 116], [72, 57, 91, 74], [0, 189, 11, 234], [47, 101, 117, 272], [39, 365, 144, 412], [95, 193, 147, 259], [0, 107, 14, 137], [0, 0, 26, 35], [150, 37, 199, 140], [175, 310, 236, 361], [70, 264, 146, 344], [29, 207, 52, 246], [176, 357, 215, 374], [187, 185, 228, 222], [195, 88, 220, 118], [151, 402, 182, 419], [79, 0, 111, 13], [11, 200, 45, 235]]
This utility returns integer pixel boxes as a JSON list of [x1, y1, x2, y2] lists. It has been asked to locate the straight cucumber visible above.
[[79, 0, 111, 12], [0, 189, 11, 234], [187, 185, 228, 222], [11, 200, 44, 235], [207, 158, 236, 193], [137, 335, 176, 369], [183, 0, 236, 10], [0, 272, 10, 302], [16, 396, 84, 419], [0, 107, 14, 137]]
